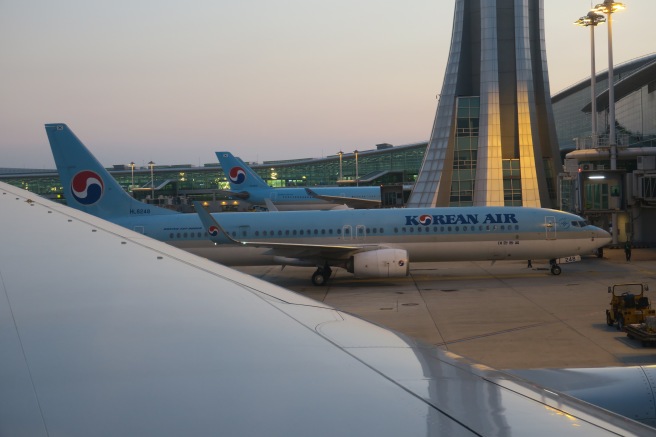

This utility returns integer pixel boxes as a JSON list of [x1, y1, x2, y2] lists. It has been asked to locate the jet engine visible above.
[[347, 249, 409, 278]]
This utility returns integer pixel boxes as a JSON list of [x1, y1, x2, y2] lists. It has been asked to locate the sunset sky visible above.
[[1, 0, 654, 169]]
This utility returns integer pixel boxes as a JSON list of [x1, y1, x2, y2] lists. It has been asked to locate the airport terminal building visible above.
[[1, 52, 655, 240], [554, 54, 656, 243]]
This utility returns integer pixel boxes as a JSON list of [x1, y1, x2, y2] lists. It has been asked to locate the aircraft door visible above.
[[545, 216, 556, 240], [356, 225, 366, 241], [342, 225, 352, 240]]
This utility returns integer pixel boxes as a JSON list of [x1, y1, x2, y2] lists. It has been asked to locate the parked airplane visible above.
[[216, 151, 381, 210], [46, 123, 611, 285], [2, 180, 654, 435]]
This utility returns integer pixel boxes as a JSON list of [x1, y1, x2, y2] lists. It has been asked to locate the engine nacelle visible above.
[[347, 249, 409, 278]]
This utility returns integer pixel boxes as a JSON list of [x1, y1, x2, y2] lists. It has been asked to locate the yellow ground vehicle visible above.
[[606, 283, 652, 331]]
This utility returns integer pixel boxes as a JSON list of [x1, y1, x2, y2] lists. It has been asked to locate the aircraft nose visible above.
[[594, 227, 612, 245]]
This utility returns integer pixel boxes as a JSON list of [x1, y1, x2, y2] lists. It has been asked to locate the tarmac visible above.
[[236, 247, 656, 370]]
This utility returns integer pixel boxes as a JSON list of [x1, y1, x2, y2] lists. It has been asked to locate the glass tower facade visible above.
[[407, 0, 562, 208]]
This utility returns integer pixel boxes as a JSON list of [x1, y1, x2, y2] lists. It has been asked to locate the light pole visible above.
[[574, 11, 605, 146], [338, 150, 343, 182], [129, 161, 135, 197], [594, 0, 625, 245], [354, 150, 359, 187], [148, 161, 155, 202]]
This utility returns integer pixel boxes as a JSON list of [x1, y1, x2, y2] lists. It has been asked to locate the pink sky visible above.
[[1, 0, 653, 169]]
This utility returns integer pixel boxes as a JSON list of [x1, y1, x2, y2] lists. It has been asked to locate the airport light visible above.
[[593, 0, 625, 245], [575, 11, 605, 144], [148, 161, 155, 201], [354, 150, 359, 187], [129, 162, 135, 196]]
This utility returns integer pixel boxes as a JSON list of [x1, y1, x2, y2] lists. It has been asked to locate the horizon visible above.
[[1, 0, 654, 169]]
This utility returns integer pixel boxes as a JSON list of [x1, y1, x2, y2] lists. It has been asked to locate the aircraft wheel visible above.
[[550, 264, 562, 275], [312, 270, 327, 286]]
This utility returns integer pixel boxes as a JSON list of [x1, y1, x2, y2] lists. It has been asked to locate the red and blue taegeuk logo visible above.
[[208, 225, 220, 237], [228, 167, 246, 184], [71, 170, 104, 205], [418, 214, 433, 225]]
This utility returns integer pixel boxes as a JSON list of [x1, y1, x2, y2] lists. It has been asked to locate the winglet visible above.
[[304, 187, 320, 199], [263, 198, 279, 212], [192, 201, 242, 245]]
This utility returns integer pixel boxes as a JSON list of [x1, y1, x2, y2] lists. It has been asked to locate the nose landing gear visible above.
[[549, 259, 562, 276]]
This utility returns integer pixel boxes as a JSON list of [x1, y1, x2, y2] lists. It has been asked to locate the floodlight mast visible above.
[[593, 0, 625, 245], [574, 11, 605, 144]]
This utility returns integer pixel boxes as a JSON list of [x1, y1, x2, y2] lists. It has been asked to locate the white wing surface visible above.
[[0, 182, 650, 436]]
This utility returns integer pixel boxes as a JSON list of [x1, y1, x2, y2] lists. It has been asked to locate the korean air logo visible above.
[[208, 225, 220, 237], [71, 170, 104, 205], [418, 214, 433, 225], [229, 167, 246, 184]]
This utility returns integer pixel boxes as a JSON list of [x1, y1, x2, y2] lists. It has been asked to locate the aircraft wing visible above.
[[214, 188, 251, 200], [2, 181, 652, 436], [304, 187, 381, 208]]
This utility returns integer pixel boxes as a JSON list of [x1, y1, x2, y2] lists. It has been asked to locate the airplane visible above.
[[2, 180, 655, 435], [46, 123, 611, 286], [215, 151, 381, 210]]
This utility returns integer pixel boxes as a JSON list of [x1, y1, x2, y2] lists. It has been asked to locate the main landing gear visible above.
[[311, 265, 332, 286], [549, 259, 562, 276]]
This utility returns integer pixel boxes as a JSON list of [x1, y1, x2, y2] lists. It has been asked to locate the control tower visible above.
[[408, 0, 561, 208]]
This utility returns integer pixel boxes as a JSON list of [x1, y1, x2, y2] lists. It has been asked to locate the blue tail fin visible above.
[[45, 123, 178, 219], [216, 152, 271, 191]]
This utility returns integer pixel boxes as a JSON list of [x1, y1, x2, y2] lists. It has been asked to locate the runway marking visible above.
[[434, 321, 556, 346]]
